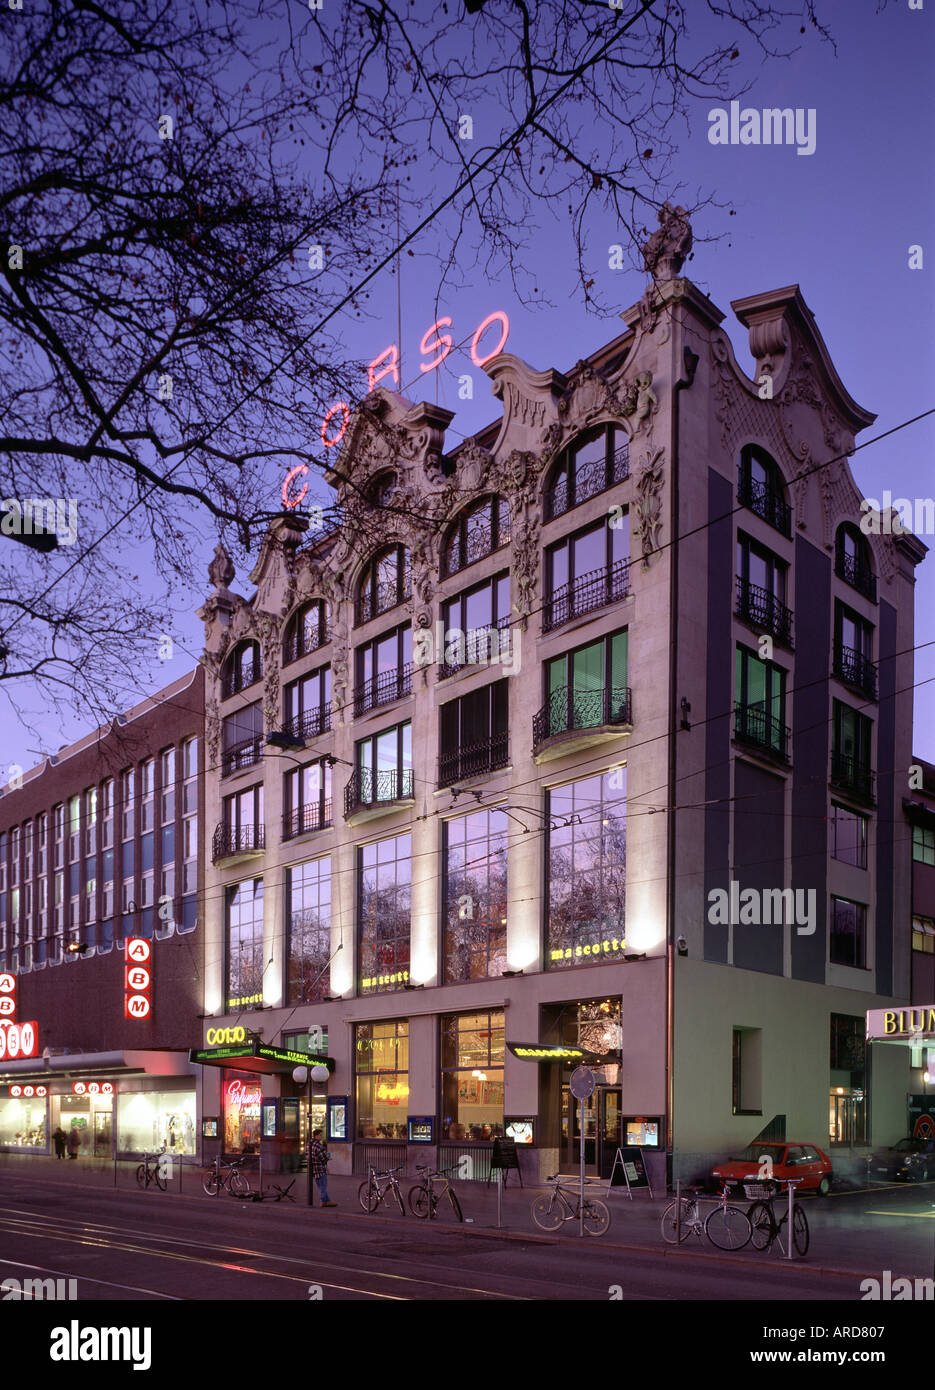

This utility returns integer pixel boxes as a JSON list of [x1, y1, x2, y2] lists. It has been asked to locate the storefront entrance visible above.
[[561, 1085, 621, 1176]]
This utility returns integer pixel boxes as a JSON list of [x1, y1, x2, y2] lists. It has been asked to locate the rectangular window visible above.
[[912, 916, 935, 954], [830, 896, 867, 968], [139, 759, 155, 832], [121, 771, 135, 840], [354, 627, 411, 715], [355, 1020, 409, 1139], [546, 770, 627, 967], [441, 1010, 505, 1141], [829, 1013, 868, 1145], [545, 516, 629, 632], [284, 665, 332, 738], [442, 810, 508, 984], [221, 703, 263, 777], [101, 780, 114, 849], [734, 645, 788, 756], [226, 878, 264, 1009], [353, 721, 413, 807], [441, 573, 511, 677], [912, 824, 935, 865], [831, 701, 874, 801], [439, 680, 509, 787], [11, 827, 20, 885], [732, 1028, 763, 1115], [53, 805, 64, 868], [736, 533, 792, 644], [541, 631, 629, 740], [358, 834, 411, 992], [283, 761, 332, 840], [286, 857, 332, 1003], [67, 796, 80, 861], [0, 832, 6, 894], [220, 785, 264, 857], [830, 804, 868, 868], [834, 601, 877, 697], [161, 748, 176, 825]]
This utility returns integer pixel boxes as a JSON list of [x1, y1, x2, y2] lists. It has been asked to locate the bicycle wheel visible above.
[[408, 1184, 430, 1218], [448, 1189, 464, 1223], [203, 1171, 220, 1196], [582, 1198, 611, 1237], [790, 1204, 809, 1257], [531, 1194, 564, 1231], [136, 1163, 147, 1190], [154, 1164, 168, 1193], [747, 1201, 773, 1250], [389, 1182, 406, 1217], [230, 1168, 250, 1197], [704, 1204, 751, 1251], [661, 1199, 695, 1244], [358, 1180, 379, 1213]]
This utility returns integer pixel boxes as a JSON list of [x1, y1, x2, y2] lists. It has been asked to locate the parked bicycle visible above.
[[407, 1164, 464, 1222], [531, 1175, 611, 1237], [202, 1155, 251, 1197], [660, 1183, 752, 1250], [359, 1162, 407, 1215], [136, 1151, 169, 1192], [743, 1177, 809, 1256]]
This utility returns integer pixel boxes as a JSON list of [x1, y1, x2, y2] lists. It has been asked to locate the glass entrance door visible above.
[[561, 1086, 622, 1176]]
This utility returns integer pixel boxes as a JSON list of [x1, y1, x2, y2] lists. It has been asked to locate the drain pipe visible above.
[[666, 338, 699, 1192]]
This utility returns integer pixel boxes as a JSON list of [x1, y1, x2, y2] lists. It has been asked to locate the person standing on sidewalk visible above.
[[53, 1127, 67, 1159], [310, 1130, 336, 1206], [66, 1124, 81, 1160]]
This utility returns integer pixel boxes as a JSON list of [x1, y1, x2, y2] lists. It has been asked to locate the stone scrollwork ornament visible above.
[[634, 447, 665, 565]]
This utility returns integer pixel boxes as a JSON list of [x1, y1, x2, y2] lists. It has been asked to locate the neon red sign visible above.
[[0, 972, 15, 1020], [8, 1084, 46, 1098], [0, 1020, 38, 1060], [73, 1081, 114, 1096], [124, 938, 152, 1021], [226, 1079, 261, 1109]]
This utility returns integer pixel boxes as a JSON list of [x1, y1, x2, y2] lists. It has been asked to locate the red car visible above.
[[713, 1141, 833, 1196]]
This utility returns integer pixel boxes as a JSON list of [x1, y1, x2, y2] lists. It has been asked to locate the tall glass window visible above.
[[283, 760, 332, 840], [830, 896, 867, 969], [441, 1010, 505, 1141], [546, 770, 627, 968], [355, 1020, 409, 1139], [226, 878, 264, 1009], [286, 857, 332, 1003], [358, 834, 411, 992], [443, 810, 508, 983], [830, 804, 868, 868]]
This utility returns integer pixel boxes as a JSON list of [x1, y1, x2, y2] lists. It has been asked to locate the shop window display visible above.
[[441, 1009, 505, 1141], [116, 1090, 196, 1155], [355, 1020, 409, 1139], [0, 1095, 47, 1148], [223, 1075, 262, 1154]]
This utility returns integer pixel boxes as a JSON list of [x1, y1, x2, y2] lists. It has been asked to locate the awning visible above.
[[0, 1049, 196, 1084], [190, 1041, 335, 1075]]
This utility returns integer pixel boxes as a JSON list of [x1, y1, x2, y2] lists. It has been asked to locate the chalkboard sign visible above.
[[488, 1137, 523, 1186], [607, 1146, 652, 1197]]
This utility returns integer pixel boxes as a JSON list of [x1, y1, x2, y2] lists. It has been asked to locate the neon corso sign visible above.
[[226, 1079, 262, 1109], [282, 309, 510, 510]]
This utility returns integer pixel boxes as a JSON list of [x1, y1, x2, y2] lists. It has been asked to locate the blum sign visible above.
[[866, 1006, 935, 1041]]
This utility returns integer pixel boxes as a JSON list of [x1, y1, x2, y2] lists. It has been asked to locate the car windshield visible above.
[[734, 1144, 784, 1163]]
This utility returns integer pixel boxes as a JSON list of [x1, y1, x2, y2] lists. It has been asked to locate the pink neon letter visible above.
[[282, 464, 309, 510], [321, 401, 350, 449], [367, 345, 400, 393], [419, 317, 453, 373], [470, 310, 510, 367]]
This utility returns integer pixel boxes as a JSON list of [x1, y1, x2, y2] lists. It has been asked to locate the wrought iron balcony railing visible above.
[[830, 752, 876, 804], [533, 685, 632, 748], [543, 559, 631, 634], [735, 578, 794, 646], [344, 767, 414, 817], [733, 702, 790, 761], [282, 703, 331, 742], [283, 625, 328, 666], [354, 664, 413, 717], [282, 800, 333, 842], [356, 577, 411, 626], [221, 656, 262, 699], [438, 732, 509, 789], [836, 552, 877, 603], [737, 472, 792, 537], [547, 441, 630, 520], [221, 735, 263, 777], [833, 642, 878, 699], [212, 823, 265, 862], [439, 617, 512, 679]]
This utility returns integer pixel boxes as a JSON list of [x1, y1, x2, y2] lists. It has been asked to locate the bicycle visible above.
[[136, 1151, 169, 1192], [202, 1155, 251, 1197], [660, 1183, 752, 1250], [743, 1177, 809, 1256], [358, 1162, 406, 1215], [531, 1175, 611, 1237], [407, 1164, 464, 1222]]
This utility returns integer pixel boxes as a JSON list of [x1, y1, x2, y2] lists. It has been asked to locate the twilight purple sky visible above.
[[4, 0, 934, 772]]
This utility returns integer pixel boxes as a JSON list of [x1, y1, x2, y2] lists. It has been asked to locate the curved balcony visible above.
[[543, 560, 631, 634], [354, 665, 413, 717], [221, 736, 263, 778], [836, 553, 877, 603], [735, 578, 793, 647], [733, 703, 789, 763], [212, 823, 265, 867], [282, 801, 333, 842], [344, 767, 415, 824], [533, 686, 632, 763]]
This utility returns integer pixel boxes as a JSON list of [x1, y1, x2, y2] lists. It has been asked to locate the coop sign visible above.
[[283, 309, 511, 507]]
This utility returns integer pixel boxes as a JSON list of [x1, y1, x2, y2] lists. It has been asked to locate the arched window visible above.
[[283, 600, 328, 666], [368, 472, 397, 507], [737, 445, 791, 537], [443, 495, 511, 577], [546, 425, 629, 521], [835, 523, 877, 602], [222, 640, 262, 699], [357, 545, 411, 625]]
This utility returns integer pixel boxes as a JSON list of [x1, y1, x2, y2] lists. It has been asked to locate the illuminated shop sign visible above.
[[867, 1006, 935, 1041], [0, 1020, 38, 1060], [205, 1026, 246, 1046], [124, 938, 152, 1020], [549, 938, 626, 962], [226, 1079, 262, 1108], [72, 1082, 114, 1096], [6, 1085, 47, 1098], [361, 970, 409, 990], [189, 1041, 334, 1071], [507, 1042, 587, 1061], [0, 972, 15, 1018]]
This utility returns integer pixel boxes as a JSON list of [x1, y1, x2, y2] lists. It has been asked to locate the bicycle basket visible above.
[[743, 1181, 775, 1200]]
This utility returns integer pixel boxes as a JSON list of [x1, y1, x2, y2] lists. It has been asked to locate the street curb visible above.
[[0, 1168, 893, 1284]]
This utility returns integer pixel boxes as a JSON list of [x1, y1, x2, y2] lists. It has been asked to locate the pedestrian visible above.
[[53, 1127, 67, 1159], [67, 1124, 81, 1160], [309, 1129, 335, 1206]]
